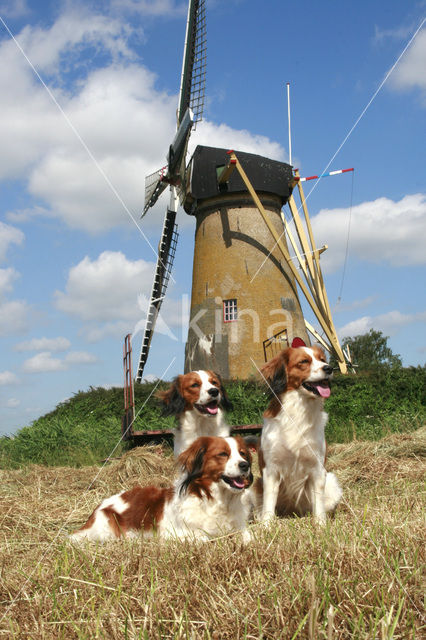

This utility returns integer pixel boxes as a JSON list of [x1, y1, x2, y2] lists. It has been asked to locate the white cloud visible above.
[[54, 250, 188, 342], [311, 193, 426, 273], [22, 351, 66, 373], [338, 310, 426, 339], [190, 120, 286, 162], [0, 223, 24, 262], [0, 371, 19, 385], [55, 250, 154, 321], [0, 267, 19, 299], [373, 24, 413, 44], [1, 10, 288, 234], [0, 0, 29, 19], [22, 349, 97, 373], [0, 239, 30, 336], [0, 10, 136, 182], [334, 296, 376, 313], [17, 9, 135, 74], [111, 0, 186, 17], [389, 28, 426, 97], [6, 205, 52, 224], [64, 351, 98, 365], [5, 398, 20, 408], [14, 336, 71, 352], [19, 63, 177, 232], [0, 300, 31, 336], [84, 319, 134, 343]]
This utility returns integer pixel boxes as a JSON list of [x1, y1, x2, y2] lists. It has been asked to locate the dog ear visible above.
[[234, 436, 254, 488], [178, 437, 209, 497], [260, 350, 289, 397], [216, 372, 233, 412], [156, 377, 185, 416], [243, 434, 259, 454]]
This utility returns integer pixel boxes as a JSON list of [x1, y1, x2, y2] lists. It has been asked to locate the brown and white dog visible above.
[[253, 340, 342, 525], [157, 370, 232, 456], [69, 436, 253, 543]]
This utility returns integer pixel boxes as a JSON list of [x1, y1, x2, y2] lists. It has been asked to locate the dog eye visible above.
[[299, 359, 310, 365], [191, 382, 200, 388], [218, 451, 229, 457], [239, 450, 247, 458]]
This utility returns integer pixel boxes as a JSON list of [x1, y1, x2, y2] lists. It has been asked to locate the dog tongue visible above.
[[206, 403, 218, 415], [314, 383, 331, 398], [231, 477, 245, 489]]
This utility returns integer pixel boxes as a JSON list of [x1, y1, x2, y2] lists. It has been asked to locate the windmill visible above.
[[131, 0, 350, 390], [134, 0, 206, 383]]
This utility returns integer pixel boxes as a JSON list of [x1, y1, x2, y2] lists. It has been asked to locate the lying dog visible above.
[[253, 341, 342, 525], [69, 436, 253, 543], [157, 370, 232, 456]]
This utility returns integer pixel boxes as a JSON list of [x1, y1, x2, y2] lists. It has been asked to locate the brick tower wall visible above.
[[184, 192, 309, 379]]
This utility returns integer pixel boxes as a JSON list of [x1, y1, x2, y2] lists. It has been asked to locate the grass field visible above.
[[1, 428, 424, 639]]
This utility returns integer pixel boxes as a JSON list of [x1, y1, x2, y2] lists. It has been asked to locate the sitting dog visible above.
[[253, 340, 342, 525], [69, 436, 253, 543], [157, 370, 232, 456]]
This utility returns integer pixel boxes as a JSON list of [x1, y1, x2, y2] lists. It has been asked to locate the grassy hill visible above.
[[0, 367, 424, 468]]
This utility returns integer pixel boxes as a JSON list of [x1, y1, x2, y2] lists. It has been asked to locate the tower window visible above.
[[223, 299, 238, 322]]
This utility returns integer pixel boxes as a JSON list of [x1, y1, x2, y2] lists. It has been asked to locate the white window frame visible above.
[[223, 298, 238, 323]]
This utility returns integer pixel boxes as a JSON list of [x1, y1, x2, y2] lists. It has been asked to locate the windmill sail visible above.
[[135, 0, 206, 382], [143, 165, 168, 216], [135, 209, 178, 382], [178, 0, 206, 126]]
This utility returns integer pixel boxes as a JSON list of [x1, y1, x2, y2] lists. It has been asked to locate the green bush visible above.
[[0, 367, 424, 468]]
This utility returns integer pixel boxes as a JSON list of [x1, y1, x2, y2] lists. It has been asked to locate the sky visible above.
[[0, 0, 425, 436]]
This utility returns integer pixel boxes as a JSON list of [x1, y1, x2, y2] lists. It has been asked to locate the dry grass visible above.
[[0, 430, 425, 639]]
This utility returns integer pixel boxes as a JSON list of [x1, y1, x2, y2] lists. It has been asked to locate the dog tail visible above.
[[324, 472, 343, 513]]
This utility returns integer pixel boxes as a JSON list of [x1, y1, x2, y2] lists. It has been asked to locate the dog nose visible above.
[[323, 364, 333, 375], [239, 460, 250, 473], [208, 387, 219, 397]]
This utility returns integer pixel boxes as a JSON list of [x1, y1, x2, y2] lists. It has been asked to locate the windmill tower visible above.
[[134, 0, 348, 384], [183, 146, 308, 378]]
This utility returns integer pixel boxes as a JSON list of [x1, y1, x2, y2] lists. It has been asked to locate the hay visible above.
[[327, 426, 426, 485], [101, 444, 176, 488], [1, 428, 424, 639]]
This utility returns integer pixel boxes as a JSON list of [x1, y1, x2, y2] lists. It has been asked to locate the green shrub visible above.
[[0, 367, 424, 468]]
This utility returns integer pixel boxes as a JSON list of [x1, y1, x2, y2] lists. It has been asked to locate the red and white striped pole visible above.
[[298, 168, 354, 182]]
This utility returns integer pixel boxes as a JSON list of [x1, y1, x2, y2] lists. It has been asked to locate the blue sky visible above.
[[0, 0, 425, 436]]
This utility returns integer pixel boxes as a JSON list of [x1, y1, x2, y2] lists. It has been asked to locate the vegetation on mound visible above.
[[0, 366, 424, 468]]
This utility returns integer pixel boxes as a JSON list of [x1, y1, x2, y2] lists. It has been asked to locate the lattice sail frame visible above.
[[136, 0, 207, 382], [135, 209, 179, 382], [143, 165, 168, 215], [178, 0, 206, 127]]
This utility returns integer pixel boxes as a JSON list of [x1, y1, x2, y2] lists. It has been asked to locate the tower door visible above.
[[263, 329, 289, 362]]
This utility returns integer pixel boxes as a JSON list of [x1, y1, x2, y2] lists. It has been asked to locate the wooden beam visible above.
[[217, 156, 237, 184], [296, 174, 334, 324], [230, 153, 347, 373], [304, 319, 331, 353]]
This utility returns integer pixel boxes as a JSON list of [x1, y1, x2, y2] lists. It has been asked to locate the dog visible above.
[[69, 436, 253, 543], [156, 370, 232, 456], [253, 340, 342, 525]]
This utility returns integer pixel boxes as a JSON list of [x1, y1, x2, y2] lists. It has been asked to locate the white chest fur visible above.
[[160, 482, 250, 541]]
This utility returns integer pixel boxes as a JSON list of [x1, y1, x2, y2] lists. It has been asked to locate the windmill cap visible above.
[[183, 145, 294, 213]]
